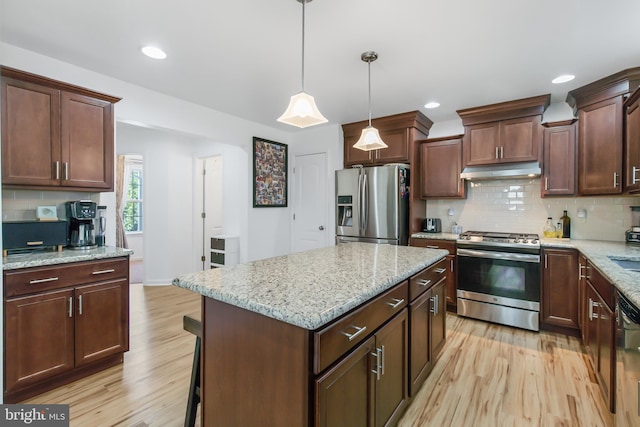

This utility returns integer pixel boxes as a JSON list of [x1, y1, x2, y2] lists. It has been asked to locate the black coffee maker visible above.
[[66, 201, 97, 249]]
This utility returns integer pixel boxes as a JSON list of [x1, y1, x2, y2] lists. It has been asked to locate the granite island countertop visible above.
[[173, 242, 448, 330], [2, 246, 133, 270]]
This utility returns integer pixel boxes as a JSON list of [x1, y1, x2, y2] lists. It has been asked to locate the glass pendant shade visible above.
[[352, 125, 388, 151], [277, 91, 328, 128]]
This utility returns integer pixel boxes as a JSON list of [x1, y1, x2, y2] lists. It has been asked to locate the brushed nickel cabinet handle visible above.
[[371, 348, 381, 380], [386, 298, 405, 309], [418, 279, 432, 287], [495, 147, 499, 159], [380, 345, 385, 376], [64, 162, 69, 180], [68, 297, 73, 318], [78, 295, 83, 315], [55, 161, 60, 180], [342, 325, 367, 341], [29, 276, 58, 284], [633, 166, 639, 185], [426, 245, 439, 249], [92, 269, 115, 275], [500, 146, 504, 159], [614, 172, 618, 188], [434, 268, 446, 274], [450, 258, 454, 272], [545, 177, 549, 191]]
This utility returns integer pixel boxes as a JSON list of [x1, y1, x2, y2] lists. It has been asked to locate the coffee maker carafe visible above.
[[66, 201, 97, 249]]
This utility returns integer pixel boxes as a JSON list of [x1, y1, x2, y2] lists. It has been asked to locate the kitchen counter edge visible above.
[[2, 246, 133, 270]]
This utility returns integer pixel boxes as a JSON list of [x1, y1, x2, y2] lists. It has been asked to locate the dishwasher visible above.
[[616, 290, 640, 426]]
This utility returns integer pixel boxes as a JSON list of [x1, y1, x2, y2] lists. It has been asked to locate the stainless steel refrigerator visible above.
[[335, 164, 410, 245]]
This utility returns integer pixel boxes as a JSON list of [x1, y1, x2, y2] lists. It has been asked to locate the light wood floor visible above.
[[23, 284, 612, 427]]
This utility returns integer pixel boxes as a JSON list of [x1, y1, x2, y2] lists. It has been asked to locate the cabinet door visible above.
[[420, 138, 465, 198], [409, 289, 432, 396], [464, 122, 499, 166], [625, 94, 640, 192], [344, 135, 374, 167], [578, 96, 623, 195], [375, 128, 410, 165], [5, 289, 75, 392], [430, 280, 447, 360], [1, 77, 61, 187], [500, 116, 541, 163], [584, 282, 600, 369], [60, 91, 114, 190], [542, 124, 576, 196], [542, 249, 579, 329], [74, 279, 129, 366], [374, 309, 408, 427], [315, 336, 375, 427], [578, 255, 588, 332], [598, 300, 615, 412]]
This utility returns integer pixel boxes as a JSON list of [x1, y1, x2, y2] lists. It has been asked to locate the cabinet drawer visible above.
[[409, 258, 447, 301], [4, 257, 129, 298], [314, 281, 408, 374], [410, 239, 455, 254], [587, 263, 614, 310]]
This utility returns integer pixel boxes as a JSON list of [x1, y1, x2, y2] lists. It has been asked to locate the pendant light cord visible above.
[[367, 59, 372, 126], [301, 0, 306, 92]]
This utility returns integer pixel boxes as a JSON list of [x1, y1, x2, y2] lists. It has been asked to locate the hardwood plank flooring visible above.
[[21, 285, 612, 427]]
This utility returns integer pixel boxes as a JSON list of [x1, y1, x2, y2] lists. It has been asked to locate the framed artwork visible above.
[[253, 137, 288, 207]]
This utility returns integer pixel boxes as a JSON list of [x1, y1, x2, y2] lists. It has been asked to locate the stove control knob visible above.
[[522, 239, 528, 244], [532, 239, 538, 244]]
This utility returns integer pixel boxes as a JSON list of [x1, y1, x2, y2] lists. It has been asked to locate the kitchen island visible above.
[[173, 242, 448, 426]]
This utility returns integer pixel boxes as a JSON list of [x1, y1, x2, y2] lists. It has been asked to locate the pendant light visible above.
[[353, 51, 388, 151], [277, 0, 327, 128]]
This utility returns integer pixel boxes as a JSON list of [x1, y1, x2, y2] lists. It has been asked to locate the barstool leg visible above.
[[184, 336, 201, 427]]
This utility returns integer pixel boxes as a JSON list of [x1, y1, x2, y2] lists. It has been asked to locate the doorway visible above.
[[292, 152, 328, 252], [119, 154, 144, 283], [196, 155, 223, 270]]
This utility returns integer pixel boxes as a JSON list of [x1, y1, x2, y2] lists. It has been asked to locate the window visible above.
[[123, 156, 143, 232]]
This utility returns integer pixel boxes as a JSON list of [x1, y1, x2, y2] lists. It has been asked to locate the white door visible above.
[[197, 155, 223, 270], [292, 153, 328, 253]]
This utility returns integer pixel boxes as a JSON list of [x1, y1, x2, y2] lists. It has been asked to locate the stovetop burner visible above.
[[457, 230, 540, 249]]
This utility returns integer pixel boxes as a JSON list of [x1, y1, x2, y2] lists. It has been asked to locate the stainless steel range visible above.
[[456, 231, 541, 331]]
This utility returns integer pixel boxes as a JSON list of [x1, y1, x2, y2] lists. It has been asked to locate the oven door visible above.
[[457, 247, 541, 304]]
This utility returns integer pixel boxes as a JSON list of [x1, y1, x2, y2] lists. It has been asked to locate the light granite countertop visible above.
[[412, 232, 640, 308], [2, 246, 133, 270], [173, 242, 448, 330]]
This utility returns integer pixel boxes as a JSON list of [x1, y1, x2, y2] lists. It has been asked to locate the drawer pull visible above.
[[386, 298, 405, 309], [434, 268, 446, 274], [418, 279, 431, 287], [26, 241, 44, 246], [371, 347, 382, 380], [92, 269, 116, 275], [78, 295, 83, 315], [29, 277, 59, 284], [426, 245, 439, 249], [342, 325, 367, 342], [68, 297, 73, 318]]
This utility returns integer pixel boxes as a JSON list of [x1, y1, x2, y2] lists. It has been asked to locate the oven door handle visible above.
[[457, 248, 540, 263]]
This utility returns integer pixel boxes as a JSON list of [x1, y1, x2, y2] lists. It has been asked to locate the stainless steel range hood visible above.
[[460, 162, 542, 180]]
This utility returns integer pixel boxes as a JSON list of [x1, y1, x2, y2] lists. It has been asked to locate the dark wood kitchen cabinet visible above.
[[581, 260, 616, 412], [316, 308, 408, 427], [3, 257, 130, 403], [342, 111, 434, 237], [541, 249, 579, 334], [457, 95, 550, 167], [624, 86, 640, 193], [1, 67, 120, 192], [408, 258, 447, 396], [541, 121, 577, 196], [410, 239, 457, 311], [419, 136, 466, 198], [566, 67, 640, 196]]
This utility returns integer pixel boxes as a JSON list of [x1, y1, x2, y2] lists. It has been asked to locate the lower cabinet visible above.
[[316, 309, 409, 427], [409, 239, 457, 311], [541, 249, 579, 332], [582, 262, 616, 413], [3, 257, 130, 402]]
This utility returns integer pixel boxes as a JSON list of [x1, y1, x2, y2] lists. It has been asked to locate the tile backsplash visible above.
[[2, 190, 99, 221], [425, 178, 640, 241]]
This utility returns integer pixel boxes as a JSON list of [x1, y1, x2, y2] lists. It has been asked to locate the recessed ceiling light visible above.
[[141, 46, 167, 60], [424, 102, 440, 109], [552, 74, 575, 84]]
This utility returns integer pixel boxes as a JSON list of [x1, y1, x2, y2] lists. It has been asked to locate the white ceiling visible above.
[[2, 0, 640, 131]]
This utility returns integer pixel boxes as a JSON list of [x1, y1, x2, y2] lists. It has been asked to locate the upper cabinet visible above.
[[342, 111, 432, 167], [566, 67, 640, 196], [624, 86, 640, 193], [1, 67, 121, 192], [457, 94, 550, 167], [342, 111, 433, 236], [541, 120, 577, 197], [419, 135, 466, 199]]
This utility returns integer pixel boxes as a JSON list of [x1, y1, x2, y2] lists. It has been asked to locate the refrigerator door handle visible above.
[[357, 172, 364, 233], [362, 172, 368, 232]]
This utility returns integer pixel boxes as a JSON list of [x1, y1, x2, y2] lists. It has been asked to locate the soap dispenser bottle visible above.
[[543, 217, 556, 238]]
